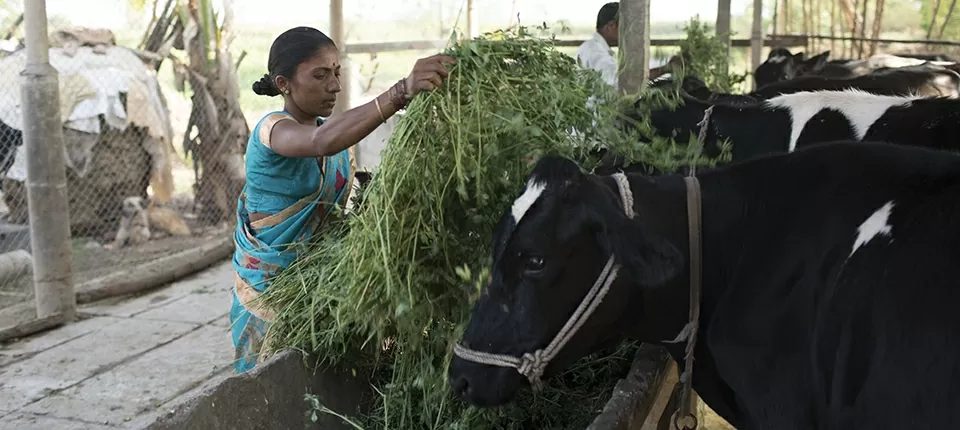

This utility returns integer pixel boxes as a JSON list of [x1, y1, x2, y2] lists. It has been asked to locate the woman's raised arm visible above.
[[271, 54, 456, 158]]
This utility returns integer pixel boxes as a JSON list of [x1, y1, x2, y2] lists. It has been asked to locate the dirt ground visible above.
[[70, 231, 226, 284]]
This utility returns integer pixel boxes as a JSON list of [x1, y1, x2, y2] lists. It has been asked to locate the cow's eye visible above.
[[524, 256, 545, 272]]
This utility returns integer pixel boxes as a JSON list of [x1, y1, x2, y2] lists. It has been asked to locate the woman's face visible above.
[[285, 45, 342, 118]]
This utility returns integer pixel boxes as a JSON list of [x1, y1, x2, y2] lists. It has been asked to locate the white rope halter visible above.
[[452, 172, 636, 392]]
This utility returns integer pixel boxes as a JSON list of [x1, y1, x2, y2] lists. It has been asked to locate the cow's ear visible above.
[[802, 51, 830, 73], [577, 177, 683, 288]]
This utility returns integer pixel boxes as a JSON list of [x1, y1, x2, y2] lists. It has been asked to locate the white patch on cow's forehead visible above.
[[765, 90, 924, 151], [768, 55, 787, 64], [850, 200, 896, 257], [511, 178, 546, 224]]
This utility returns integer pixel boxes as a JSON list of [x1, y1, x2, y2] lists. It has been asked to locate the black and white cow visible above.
[[656, 67, 960, 108], [753, 48, 854, 88], [752, 66, 960, 99], [754, 48, 959, 88], [448, 141, 960, 429], [637, 89, 960, 163]]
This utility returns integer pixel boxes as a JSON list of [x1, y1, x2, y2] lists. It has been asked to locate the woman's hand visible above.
[[404, 54, 457, 97], [667, 55, 683, 70]]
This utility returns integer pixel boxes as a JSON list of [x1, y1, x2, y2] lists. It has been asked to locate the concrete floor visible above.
[[0, 260, 235, 429]]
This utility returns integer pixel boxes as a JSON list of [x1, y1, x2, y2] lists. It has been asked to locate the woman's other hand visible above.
[[404, 54, 457, 98]]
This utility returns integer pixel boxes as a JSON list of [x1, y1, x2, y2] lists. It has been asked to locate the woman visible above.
[[231, 26, 456, 373]]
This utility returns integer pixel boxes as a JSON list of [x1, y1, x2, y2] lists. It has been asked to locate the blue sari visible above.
[[230, 111, 355, 373]]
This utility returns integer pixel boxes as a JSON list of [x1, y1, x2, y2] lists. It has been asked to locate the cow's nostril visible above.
[[450, 375, 470, 399]]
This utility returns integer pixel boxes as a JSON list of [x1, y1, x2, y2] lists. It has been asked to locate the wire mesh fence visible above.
[[0, 1, 241, 328]]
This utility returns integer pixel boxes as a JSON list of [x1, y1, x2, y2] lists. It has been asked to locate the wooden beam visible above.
[[585, 344, 673, 430], [806, 34, 960, 47], [751, 0, 765, 90], [466, 0, 478, 38], [618, 0, 652, 94], [330, 0, 349, 114], [716, 0, 732, 62], [341, 36, 810, 54]]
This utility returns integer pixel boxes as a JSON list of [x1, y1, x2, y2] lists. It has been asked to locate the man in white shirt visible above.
[[576, 2, 679, 88]]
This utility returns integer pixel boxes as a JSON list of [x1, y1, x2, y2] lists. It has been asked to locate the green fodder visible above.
[[260, 25, 719, 430], [676, 17, 749, 93]]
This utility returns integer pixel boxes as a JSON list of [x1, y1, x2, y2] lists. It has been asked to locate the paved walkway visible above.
[[0, 260, 235, 429]]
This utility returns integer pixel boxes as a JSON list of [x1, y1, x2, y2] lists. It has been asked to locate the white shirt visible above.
[[576, 32, 618, 88]]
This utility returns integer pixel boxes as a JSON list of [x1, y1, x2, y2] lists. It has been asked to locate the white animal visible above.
[[105, 196, 151, 250]]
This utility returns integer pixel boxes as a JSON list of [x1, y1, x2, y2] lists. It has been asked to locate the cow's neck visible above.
[[705, 103, 793, 159], [599, 171, 745, 347]]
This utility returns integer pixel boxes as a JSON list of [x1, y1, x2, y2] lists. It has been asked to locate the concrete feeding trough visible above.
[[136, 344, 682, 430]]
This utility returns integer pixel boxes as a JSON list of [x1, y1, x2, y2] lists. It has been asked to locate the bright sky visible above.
[[43, 0, 755, 32]]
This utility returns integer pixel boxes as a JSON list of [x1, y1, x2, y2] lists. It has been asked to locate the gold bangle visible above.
[[374, 97, 387, 123]]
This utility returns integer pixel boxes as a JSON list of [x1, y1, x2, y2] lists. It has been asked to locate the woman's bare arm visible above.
[[270, 56, 454, 159], [269, 92, 400, 158]]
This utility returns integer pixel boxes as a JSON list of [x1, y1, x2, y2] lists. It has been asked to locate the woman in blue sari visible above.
[[231, 26, 455, 373]]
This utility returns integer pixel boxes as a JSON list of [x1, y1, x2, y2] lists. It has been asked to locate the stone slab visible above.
[[212, 315, 229, 328], [136, 350, 373, 430], [123, 368, 233, 429], [0, 318, 197, 411], [0, 412, 117, 430], [22, 324, 233, 426], [0, 316, 121, 367], [134, 289, 229, 325]]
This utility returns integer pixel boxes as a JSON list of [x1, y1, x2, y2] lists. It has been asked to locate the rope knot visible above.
[[518, 350, 545, 377], [518, 350, 546, 391]]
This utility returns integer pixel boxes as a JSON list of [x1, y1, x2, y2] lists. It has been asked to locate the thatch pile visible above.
[[260, 22, 732, 429]]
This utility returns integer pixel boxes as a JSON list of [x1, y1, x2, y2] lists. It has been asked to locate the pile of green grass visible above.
[[676, 18, 749, 93], [259, 24, 724, 430]]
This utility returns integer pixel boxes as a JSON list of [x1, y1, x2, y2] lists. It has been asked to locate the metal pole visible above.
[[22, 0, 75, 322], [330, 0, 350, 115], [750, 0, 764, 91], [618, 0, 651, 94]]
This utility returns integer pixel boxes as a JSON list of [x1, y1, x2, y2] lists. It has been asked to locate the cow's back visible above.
[[812, 178, 960, 428], [701, 142, 960, 429]]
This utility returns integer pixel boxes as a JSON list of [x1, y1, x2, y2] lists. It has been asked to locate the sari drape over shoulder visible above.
[[229, 111, 355, 373]]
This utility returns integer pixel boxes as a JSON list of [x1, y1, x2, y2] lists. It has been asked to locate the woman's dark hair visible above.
[[252, 26, 337, 97]]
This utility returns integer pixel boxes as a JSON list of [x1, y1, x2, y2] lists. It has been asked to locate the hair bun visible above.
[[252, 73, 281, 96]]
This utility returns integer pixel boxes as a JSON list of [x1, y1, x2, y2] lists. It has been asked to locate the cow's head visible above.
[[447, 155, 683, 407], [754, 48, 831, 88]]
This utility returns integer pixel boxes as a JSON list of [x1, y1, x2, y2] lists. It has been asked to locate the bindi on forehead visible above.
[[300, 48, 340, 71], [307, 64, 338, 74]]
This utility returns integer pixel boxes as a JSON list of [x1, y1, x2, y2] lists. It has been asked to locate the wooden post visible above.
[[466, 0, 479, 38], [750, 0, 764, 90], [716, 0, 732, 72], [330, 0, 350, 114], [617, 0, 651, 94], [22, 0, 75, 323]]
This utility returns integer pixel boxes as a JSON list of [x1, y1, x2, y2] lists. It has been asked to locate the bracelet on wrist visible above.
[[389, 79, 409, 110]]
